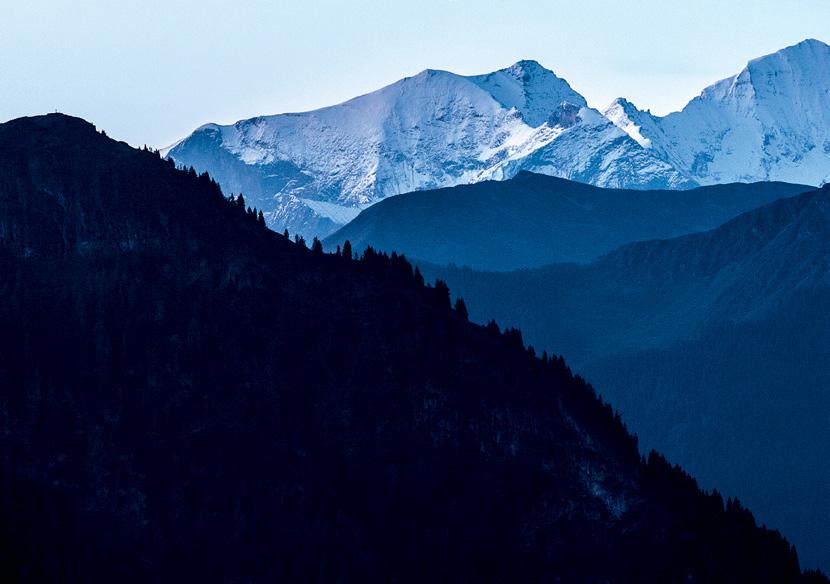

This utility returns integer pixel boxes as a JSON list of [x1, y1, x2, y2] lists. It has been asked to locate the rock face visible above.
[[604, 39, 830, 188], [0, 114, 823, 583], [166, 61, 691, 238]]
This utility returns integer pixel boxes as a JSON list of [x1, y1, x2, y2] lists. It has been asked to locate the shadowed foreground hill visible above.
[[0, 114, 824, 583], [325, 172, 810, 270]]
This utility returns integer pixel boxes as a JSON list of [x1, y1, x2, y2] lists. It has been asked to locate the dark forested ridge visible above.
[[425, 186, 830, 571], [0, 114, 825, 583], [324, 171, 811, 270]]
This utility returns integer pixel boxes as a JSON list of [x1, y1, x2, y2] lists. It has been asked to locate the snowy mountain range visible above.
[[167, 39, 830, 238]]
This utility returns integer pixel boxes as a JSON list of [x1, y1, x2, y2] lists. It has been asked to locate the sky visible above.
[[2, 0, 828, 148]]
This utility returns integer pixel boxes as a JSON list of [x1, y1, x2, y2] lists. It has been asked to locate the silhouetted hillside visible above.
[[325, 172, 810, 270], [0, 114, 824, 583], [426, 186, 830, 570]]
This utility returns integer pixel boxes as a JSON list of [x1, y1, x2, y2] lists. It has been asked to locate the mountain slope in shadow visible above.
[[426, 185, 830, 571], [0, 114, 824, 583], [326, 171, 811, 270]]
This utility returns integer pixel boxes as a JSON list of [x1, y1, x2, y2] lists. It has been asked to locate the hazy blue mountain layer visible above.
[[326, 172, 810, 270], [425, 186, 830, 570]]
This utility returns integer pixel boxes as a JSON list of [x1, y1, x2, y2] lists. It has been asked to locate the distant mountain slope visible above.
[[605, 39, 830, 187], [425, 185, 830, 570], [326, 172, 810, 270], [0, 114, 823, 583], [167, 61, 691, 239]]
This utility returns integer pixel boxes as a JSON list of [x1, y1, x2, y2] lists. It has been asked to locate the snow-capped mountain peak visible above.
[[603, 98, 656, 148], [603, 38, 830, 187], [694, 38, 830, 106], [470, 60, 587, 127], [746, 38, 829, 78]]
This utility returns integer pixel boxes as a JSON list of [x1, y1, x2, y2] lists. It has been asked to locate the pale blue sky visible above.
[[2, 0, 828, 148]]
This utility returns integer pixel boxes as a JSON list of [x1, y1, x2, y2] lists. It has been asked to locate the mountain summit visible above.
[[468, 59, 587, 126]]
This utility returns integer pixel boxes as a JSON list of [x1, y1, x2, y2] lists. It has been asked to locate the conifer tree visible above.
[[342, 240, 352, 260], [413, 266, 424, 287], [434, 279, 451, 309], [454, 298, 469, 321]]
